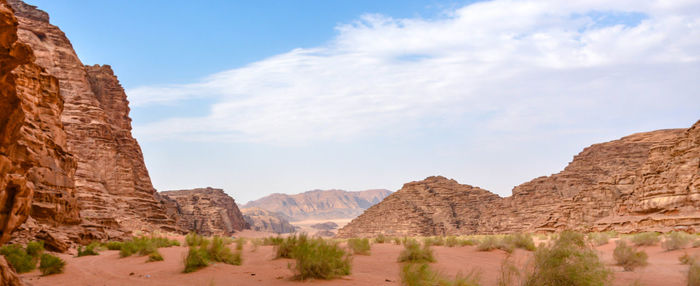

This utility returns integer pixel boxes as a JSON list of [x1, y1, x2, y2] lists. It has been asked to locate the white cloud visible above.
[[129, 0, 700, 145]]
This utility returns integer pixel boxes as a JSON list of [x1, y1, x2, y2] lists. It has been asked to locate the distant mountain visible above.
[[241, 207, 297, 234], [242, 189, 392, 221]]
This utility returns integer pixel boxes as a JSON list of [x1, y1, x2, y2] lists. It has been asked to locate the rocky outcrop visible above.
[[160, 188, 248, 236], [1, 0, 78, 250], [242, 189, 392, 221], [338, 122, 700, 237], [6, 0, 179, 244], [241, 207, 296, 234]]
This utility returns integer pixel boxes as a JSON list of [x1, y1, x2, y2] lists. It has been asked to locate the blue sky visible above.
[[27, 0, 700, 204]]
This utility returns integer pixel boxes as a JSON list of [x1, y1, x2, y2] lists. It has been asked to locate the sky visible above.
[[27, 0, 700, 204]]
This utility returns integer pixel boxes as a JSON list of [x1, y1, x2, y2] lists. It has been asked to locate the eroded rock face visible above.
[[242, 189, 392, 221], [7, 0, 179, 240], [160, 188, 249, 236], [338, 123, 700, 237], [241, 207, 296, 234]]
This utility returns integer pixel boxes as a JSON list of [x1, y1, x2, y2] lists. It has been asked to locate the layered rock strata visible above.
[[7, 0, 179, 242], [338, 122, 700, 237], [241, 207, 296, 234], [160, 188, 248, 236], [243, 189, 392, 221]]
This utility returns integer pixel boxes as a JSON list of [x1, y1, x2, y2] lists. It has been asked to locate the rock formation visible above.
[[159, 188, 248, 236], [242, 189, 392, 221], [0, 0, 180, 250], [338, 122, 700, 237], [241, 207, 296, 234]]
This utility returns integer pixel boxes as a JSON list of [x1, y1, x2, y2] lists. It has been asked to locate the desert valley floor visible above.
[[16, 231, 695, 286]]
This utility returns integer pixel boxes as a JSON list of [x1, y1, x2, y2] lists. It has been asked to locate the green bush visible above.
[[680, 253, 697, 265], [662, 231, 693, 251], [119, 235, 180, 258], [347, 238, 371, 255], [184, 246, 210, 273], [401, 263, 481, 286], [477, 236, 516, 253], [209, 236, 242, 265], [275, 234, 308, 259], [39, 253, 65, 275], [263, 236, 284, 246], [289, 237, 351, 280], [26, 241, 45, 257], [424, 236, 445, 247], [103, 241, 123, 250], [524, 231, 611, 286], [587, 233, 610, 246], [77, 242, 100, 257], [397, 239, 435, 263], [631, 232, 660, 246], [613, 240, 648, 271], [504, 233, 536, 251], [234, 237, 246, 251], [186, 232, 207, 247], [375, 234, 386, 244], [394, 237, 403, 245], [459, 238, 476, 247], [147, 250, 164, 262], [0, 244, 36, 273], [690, 262, 700, 286]]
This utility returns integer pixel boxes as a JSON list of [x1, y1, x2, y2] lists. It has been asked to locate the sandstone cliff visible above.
[[338, 122, 699, 237], [242, 189, 392, 221], [6, 0, 179, 243], [159, 188, 248, 236], [241, 207, 296, 234]]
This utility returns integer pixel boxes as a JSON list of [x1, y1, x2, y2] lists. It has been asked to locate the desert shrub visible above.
[[77, 242, 100, 257], [186, 232, 207, 247], [26, 241, 45, 257], [497, 256, 521, 286], [208, 236, 242, 265], [445, 236, 459, 247], [424, 236, 445, 246], [147, 250, 164, 262], [613, 240, 648, 271], [0, 244, 36, 273], [103, 241, 123, 250], [275, 234, 308, 259], [459, 238, 476, 246], [477, 236, 499, 252], [375, 234, 386, 244], [524, 231, 611, 286], [401, 263, 481, 286], [605, 231, 619, 238], [693, 240, 700, 248], [477, 236, 514, 253], [234, 237, 246, 251], [631, 232, 661, 246], [397, 239, 435, 263], [662, 231, 694, 251], [119, 235, 179, 258], [690, 261, 700, 286], [263, 236, 284, 246], [347, 238, 371, 255], [184, 246, 210, 273], [681, 253, 697, 265], [38, 253, 65, 275], [289, 237, 351, 280], [504, 233, 536, 251], [587, 233, 610, 246], [394, 237, 403, 245]]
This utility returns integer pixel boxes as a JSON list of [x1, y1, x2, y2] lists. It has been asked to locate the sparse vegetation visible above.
[[147, 250, 164, 262], [183, 235, 242, 273], [524, 231, 611, 286], [613, 240, 648, 271], [262, 236, 284, 246], [680, 253, 697, 265], [103, 241, 123, 250], [275, 234, 308, 259], [503, 233, 536, 251], [397, 239, 435, 263], [497, 255, 521, 286], [375, 234, 387, 244], [400, 263, 481, 286], [689, 261, 700, 286], [631, 232, 661, 246], [77, 242, 100, 257], [119, 235, 180, 259], [185, 232, 207, 247], [26, 241, 45, 257], [587, 232, 610, 246], [0, 244, 37, 273], [38, 253, 65, 275], [184, 246, 210, 273], [476, 236, 518, 253], [234, 237, 246, 251], [289, 236, 352, 280], [347, 238, 371, 255], [662, 231, 693, 251]]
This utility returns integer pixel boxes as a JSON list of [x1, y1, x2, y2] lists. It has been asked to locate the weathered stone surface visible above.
[[160, 188, 249, 236], [338, 123, 700, 237], [7, 0, 180, 241], [243, 189, 392, 221], [241, 207, 296, 234]]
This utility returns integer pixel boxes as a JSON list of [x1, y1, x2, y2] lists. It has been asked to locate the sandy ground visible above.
[[17, 235, 697, 286]]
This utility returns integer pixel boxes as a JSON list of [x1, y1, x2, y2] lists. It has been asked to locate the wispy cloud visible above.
[[129, 0, 700, 145]]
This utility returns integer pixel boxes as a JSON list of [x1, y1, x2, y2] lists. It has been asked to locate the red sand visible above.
[[18, 236, 695, 286]]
